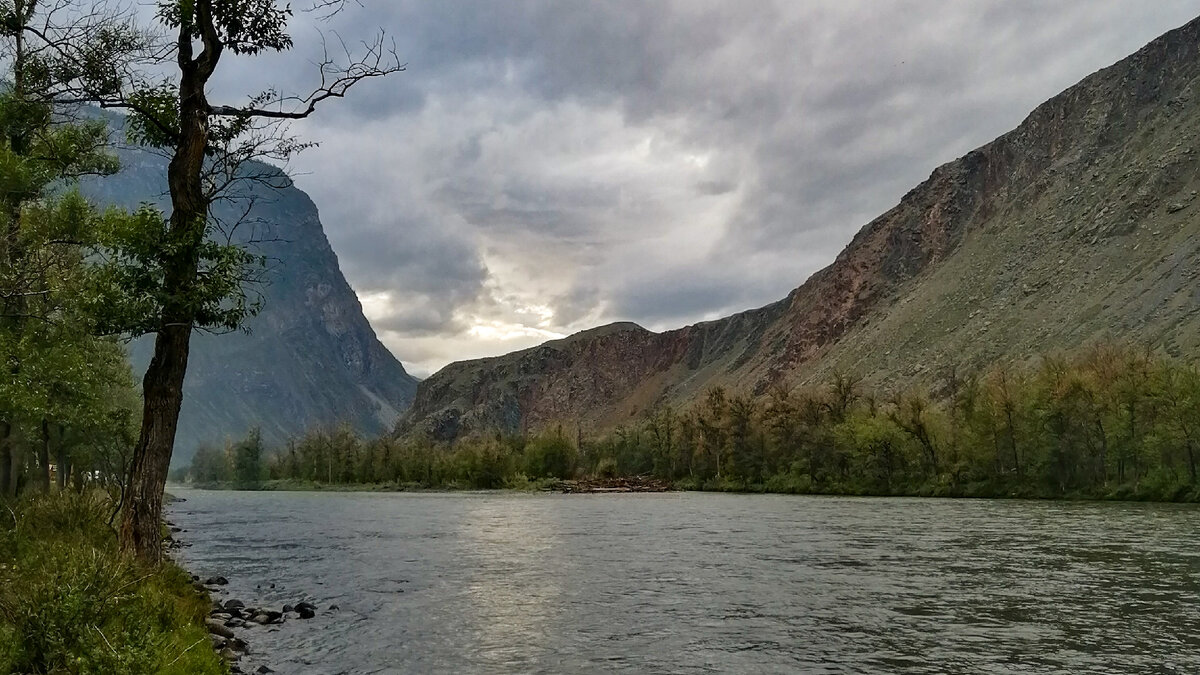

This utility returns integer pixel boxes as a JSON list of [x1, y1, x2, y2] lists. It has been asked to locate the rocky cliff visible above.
[[85, 147, 419, 464], [399, 15, 1200, 440]]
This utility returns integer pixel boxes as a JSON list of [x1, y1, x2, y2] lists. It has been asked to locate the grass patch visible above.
[[0, 492, 226, 675]]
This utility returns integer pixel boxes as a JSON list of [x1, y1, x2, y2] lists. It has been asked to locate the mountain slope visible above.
[[399, 15, 1200, 441], [85, 147, 419, 463]]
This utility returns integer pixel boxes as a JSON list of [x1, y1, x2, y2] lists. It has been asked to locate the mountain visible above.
[[399, 16, 1200, 441], [84, 145, 419, 464]]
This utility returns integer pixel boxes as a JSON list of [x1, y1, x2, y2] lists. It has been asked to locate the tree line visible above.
[[181, 345, 1200, 501]]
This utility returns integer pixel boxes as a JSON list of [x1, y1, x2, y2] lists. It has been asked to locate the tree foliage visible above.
[[0, 0, 143, 499], [188, 345, 1200, 503]]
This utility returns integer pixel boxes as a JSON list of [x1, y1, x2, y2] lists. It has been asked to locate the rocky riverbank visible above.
[[168, 514, 330, 674], [200, 583, 327, 674]]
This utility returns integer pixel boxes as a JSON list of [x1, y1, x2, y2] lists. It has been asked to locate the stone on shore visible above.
[[228, 637, 250, 653], [206, 620, 236, 639]]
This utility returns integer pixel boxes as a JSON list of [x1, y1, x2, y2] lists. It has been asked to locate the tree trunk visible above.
[[73, 461, 85, 493], [7, 444, 22, 498], [56, 425, 68, 490], [118, 21, 215, 559], [1183, 424, 1197, 484], [0, 8, 28, 501], [0, 421, 11, 499], [120, 324, 193, 559], [1004, 406, 1021, 476], [37, 418, 50, 492]]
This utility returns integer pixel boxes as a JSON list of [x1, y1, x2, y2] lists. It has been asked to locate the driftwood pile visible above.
[[552, 476, 672, 493]]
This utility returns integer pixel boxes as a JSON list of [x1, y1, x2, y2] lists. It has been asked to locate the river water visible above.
[[167, 489, 1200, 674]]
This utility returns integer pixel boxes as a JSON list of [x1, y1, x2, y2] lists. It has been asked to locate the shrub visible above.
[[522, 435, 577, 479], [595, 457, 619, 479]]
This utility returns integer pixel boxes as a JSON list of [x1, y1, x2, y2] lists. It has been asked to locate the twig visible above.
[[93, 625, 117, 655], [108, 571, 157, 599], [165, 636, 208, 667]]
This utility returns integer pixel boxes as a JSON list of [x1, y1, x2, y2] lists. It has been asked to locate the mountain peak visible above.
[[85, 146, 419, 464]]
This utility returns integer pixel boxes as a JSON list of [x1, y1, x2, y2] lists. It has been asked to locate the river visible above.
[[167, 489, 1200, 674]]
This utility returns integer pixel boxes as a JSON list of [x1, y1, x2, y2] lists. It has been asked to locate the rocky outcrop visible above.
[[84, 147, 419, 464], [400, 15, 1200, 440]]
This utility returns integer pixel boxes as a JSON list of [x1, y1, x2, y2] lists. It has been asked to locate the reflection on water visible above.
[[455, 497, 565, 671], [169, 491, 1200, 674]]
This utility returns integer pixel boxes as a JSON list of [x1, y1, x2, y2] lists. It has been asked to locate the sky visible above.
[[204, 1, 1199, 378]]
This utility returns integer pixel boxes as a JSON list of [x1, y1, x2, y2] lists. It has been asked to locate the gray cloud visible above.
[[205, 1, 1200, 375]]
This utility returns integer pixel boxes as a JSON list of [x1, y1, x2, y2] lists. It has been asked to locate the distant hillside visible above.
[[399, 15, 1200, 441], [84, 145, 419, 464]]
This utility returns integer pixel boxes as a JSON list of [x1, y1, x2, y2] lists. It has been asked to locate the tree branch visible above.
[[208, 30, 403, 120]]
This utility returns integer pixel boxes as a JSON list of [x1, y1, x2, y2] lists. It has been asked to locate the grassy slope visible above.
[[0, 493, 225, 675], [804, 87, 1200, 391]]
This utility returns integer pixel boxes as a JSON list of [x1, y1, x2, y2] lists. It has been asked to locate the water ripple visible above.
[[169, 491, 1200, 674]]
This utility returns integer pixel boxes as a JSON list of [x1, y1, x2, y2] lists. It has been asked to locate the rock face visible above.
[[85, 147, 419, 465], [400, 16, 1200, 440]]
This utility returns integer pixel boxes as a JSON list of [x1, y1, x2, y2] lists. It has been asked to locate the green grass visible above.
[[0, 492, 226, 675]]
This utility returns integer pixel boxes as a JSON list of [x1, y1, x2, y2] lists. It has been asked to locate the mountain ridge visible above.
[[398, 14, 1200, 441]]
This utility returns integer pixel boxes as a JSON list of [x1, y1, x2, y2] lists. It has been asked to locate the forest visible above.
[[184, 344, 1200, 502]]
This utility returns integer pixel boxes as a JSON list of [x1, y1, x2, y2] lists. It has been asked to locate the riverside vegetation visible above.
[[0, 0, 235, 668], [180, 345, 1200, 502], [0, 0, 399, 670], [0, 493, 225, 674]]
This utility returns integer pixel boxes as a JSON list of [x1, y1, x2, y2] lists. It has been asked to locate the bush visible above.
[[765, 471, 813, 494], [522, 435, 577, 479], [594, 457, 619, 479]]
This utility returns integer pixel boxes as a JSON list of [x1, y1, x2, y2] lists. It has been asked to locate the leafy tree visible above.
[[523, 434, 576, 479], [0, 0, 146, 498], [232, 428, 265, 485], [188, 444, 229, 484], [888, 391, 940, 475], [1155, 364, 1200, 483], [64, 0, 404, 559]]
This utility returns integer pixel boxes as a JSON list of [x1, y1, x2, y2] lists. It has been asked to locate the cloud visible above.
[[204, 1, 1200, 376]]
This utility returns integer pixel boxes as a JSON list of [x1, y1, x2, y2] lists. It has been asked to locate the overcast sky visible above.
[[205, 2, 1198, 378]]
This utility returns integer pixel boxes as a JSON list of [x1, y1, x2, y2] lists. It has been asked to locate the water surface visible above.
[[168, 489, 1200, 674]]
